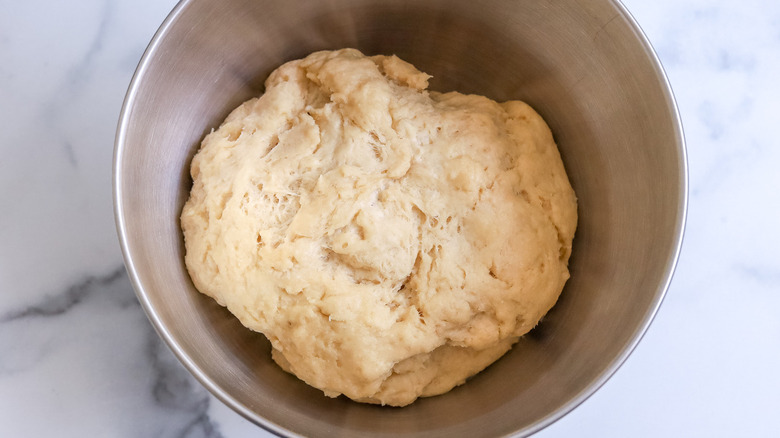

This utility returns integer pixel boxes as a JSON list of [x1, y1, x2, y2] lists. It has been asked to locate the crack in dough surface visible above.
[[181, 49, 577, 406]]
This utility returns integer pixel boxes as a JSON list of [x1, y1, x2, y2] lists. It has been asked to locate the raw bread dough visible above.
[[181, 49, 577, 407]]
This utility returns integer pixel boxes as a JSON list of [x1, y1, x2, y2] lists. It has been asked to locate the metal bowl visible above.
[[114, 0, 687, 436]]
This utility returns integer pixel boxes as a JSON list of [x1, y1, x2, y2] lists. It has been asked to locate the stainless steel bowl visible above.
[[114, 0, 687, 436]]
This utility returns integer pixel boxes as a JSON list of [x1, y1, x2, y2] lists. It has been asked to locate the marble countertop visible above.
[[1, 0, 778, 436]]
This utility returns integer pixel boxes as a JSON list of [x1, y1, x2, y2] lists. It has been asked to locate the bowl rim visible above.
[[113, 0, 688, 436]]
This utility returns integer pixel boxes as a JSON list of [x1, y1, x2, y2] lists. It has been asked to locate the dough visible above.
[[181, 49, 577, 407]]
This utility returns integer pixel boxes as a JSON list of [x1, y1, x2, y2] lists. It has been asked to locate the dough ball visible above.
[[181, 49, 577, 407]]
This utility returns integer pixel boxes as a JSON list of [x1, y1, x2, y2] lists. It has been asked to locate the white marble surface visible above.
[[1, 0, 778, 436]]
